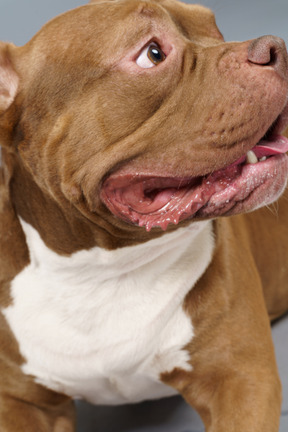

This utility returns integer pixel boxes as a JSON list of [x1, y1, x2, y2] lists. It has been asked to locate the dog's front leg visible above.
[[161, 283, 282, 431], [162, 339, 281, 432], [0, 391, 76, 432]]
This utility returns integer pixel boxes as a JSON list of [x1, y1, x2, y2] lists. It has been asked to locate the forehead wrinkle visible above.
[[135, 0, 179, 28], [127, 6, 177, 50], [137, 0, 162, 17]]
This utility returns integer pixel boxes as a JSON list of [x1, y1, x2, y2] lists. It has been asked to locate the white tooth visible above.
[[246, 150, 258, 164], [259, 156, 267, 162]]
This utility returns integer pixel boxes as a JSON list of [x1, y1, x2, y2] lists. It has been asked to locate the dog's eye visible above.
[[136, 43, 166, 68]]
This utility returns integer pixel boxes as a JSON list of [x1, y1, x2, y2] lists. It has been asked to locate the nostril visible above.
[[248, 35, 288, 78], [268, 46, 278, 66]]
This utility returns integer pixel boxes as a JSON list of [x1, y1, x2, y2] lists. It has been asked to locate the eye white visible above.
[[136, 45, 155, 69], [136, 43, 166, 69]]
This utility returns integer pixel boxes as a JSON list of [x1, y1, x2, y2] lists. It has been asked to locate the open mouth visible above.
[[101, 118, 288, 232]]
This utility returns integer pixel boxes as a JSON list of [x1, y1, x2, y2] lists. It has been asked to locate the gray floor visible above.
[[1, 0, 288, 431]]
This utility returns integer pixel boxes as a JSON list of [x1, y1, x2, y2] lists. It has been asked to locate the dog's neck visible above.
[[19, 216, 213, 281], [6, 152, 96, 255]]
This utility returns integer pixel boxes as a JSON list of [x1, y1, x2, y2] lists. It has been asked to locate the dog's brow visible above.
[[139, 5, 155, 16]]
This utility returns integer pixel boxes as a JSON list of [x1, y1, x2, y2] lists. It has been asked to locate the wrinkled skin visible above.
[[1, 0, 288, 250]]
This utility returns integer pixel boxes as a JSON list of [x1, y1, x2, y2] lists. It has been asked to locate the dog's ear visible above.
[[0, 42, 19, 114]]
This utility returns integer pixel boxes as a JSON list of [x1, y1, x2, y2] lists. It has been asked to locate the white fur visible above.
[[3, 219, 214, 405]]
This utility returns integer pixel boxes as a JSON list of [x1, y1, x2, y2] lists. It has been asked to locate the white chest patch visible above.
[[3, 220, 214, 405]]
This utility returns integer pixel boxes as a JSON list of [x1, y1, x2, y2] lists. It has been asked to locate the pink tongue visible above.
[[255, 135, 288, 158]]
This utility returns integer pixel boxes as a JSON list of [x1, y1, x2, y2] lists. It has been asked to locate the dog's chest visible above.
[[3, 220, 214, 405]]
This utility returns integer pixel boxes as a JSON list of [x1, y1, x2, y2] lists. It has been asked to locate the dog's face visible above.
[[1, 0, 288, 242]]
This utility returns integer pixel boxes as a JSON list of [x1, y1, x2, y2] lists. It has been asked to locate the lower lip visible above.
[[101, 152, 288, 231]]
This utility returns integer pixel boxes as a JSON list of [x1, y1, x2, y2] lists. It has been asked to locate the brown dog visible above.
[[1, 0, 288, 431]]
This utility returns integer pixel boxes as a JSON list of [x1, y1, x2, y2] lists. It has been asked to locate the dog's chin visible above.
[[100, 134, 288, 232]]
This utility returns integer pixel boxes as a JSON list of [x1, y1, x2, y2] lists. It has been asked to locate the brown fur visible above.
[[0, 0, 288, 430]]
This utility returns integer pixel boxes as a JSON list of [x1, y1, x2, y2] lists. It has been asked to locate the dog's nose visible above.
[[248, 35, 288, 79]]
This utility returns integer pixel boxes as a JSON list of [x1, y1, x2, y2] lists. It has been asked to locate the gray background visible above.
[[0, 0, 288, 431], [1, 0, 288, 45]]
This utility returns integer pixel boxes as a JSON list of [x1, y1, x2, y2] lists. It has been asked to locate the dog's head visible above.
[[1, 0, 288, 248]]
